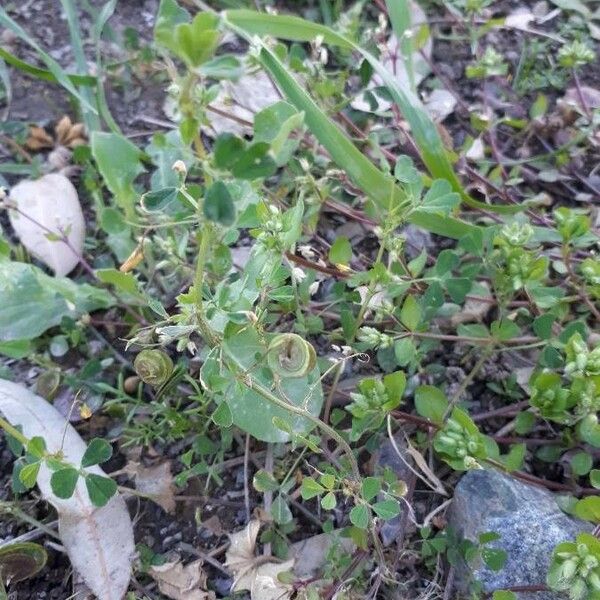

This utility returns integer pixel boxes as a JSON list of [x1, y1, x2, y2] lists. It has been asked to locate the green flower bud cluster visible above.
[[500, 222, 534, 247], [357, 326, 393, 350], [256, 204, 285, 251], [434, 416, 484, 465], [581, 259, 600, 286], [530, 372, 570, 422], [547, 535, 600, 600], [558, 40, 596, 69], [565, 334, 600, 378], [349, 379, 391, 419], [581, 258, 600, 300], [554, 207, 590, 242], [504, 249, 548, 290]]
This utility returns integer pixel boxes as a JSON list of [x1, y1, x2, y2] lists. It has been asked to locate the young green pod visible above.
[[267, 333, 316, 378], [134, 349, 174, 387]]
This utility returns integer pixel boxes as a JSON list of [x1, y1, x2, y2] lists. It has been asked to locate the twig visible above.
[[243, 433, 251, 524]]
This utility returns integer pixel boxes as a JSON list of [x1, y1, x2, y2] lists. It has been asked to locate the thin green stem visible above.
[[235, 369, 360, 482], [0, 417, 29, 447]]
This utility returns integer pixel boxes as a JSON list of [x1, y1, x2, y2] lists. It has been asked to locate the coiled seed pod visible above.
[[267, 334, 316, 378], [134, 349, 173, 387]]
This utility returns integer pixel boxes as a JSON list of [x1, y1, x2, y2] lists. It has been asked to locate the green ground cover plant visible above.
[[0, 0, 599, 598]]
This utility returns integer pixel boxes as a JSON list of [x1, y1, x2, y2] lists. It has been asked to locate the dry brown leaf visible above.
[[25, 117, 87, 152], [225, 520, 294, 599], [125, 461, 176, 513], [25, 125, 54, 150], [451, 281, 493, 325], [149, 559, 214, 600]]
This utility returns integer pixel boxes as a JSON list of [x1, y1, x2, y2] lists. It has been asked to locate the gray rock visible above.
[[448, 469, 593, 600]]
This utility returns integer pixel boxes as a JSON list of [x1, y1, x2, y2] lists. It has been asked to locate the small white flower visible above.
[[172, 160, 187, 176], [298, 244, 315, 260], [292, 267, 307, 283], [308, 281, 320, 296]]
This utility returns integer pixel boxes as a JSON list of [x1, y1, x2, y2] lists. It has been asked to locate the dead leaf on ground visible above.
[[8, 173, 85, 276], [124, 460, 176, 513], [451, 282, 493, 325], [202, 69, 281, 138], [290, 531, 355, 579], [425, 89, 458, 122], [149, 559, 215, 600], [225, 520, 294, 599], [25, 115, 87, 151], [0, 380, 135, 600]]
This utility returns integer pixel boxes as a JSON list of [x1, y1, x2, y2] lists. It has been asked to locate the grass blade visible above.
[[223, 16, 477, 239], [225, 9, 521, 215], [0, 7, 98, 116], [60, 0, 101, 131], [93, 0, 122, 134], [385, 0, 415, 91], [0, 47, 96, 86]]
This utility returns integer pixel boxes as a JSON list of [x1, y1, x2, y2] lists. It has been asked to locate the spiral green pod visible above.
[[267, 333, 316, 378], [134, 349, 174, 387]]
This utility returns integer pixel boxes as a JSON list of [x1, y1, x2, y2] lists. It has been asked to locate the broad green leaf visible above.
[[214, 133, 246, 169], [482, 547, 508, 571], [254, 101, 303, 165], [493, 592, 517, 600], [590, 470, 600, 489], [231, 142, 277, 180], [204, 181, 236, 225], [400, 295, 421, 331], [0, 339, 32, 359], [96, 269, 143, 299], [253, 469, 279, 492], [27, 436, 46, 460], [0, 260, 113, 342], [85, 474, 118, 508], [574, 496, 600, 522], [414, 385, 448, 425], [329, 236, 352, 265], [349, 504, 370, 529], [50, 467, 79, 499], [223, 323, 323, 442], [199, 54, 243, 79], [571, 452, 593, 476], [301, 477, 325, 499], [419, 179, 460, 215], [321, 491, 337, 510], [361, 477, 381, 501], [91, 132, 144, 217], [19, 462, 40, 489], [271, 494, 293, 524], [211, 401, 233, 427], [491, 319, 520, 341], [154, 0, 190, 53], [141, 187, 180, 212], [174, 13, 220, 67], [394, 337, 416, 367], [81, 438, 113, 468], [372, 499, 401, 520]]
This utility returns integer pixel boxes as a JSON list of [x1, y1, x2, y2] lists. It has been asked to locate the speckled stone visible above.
[[448, 469, 593, 600]]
